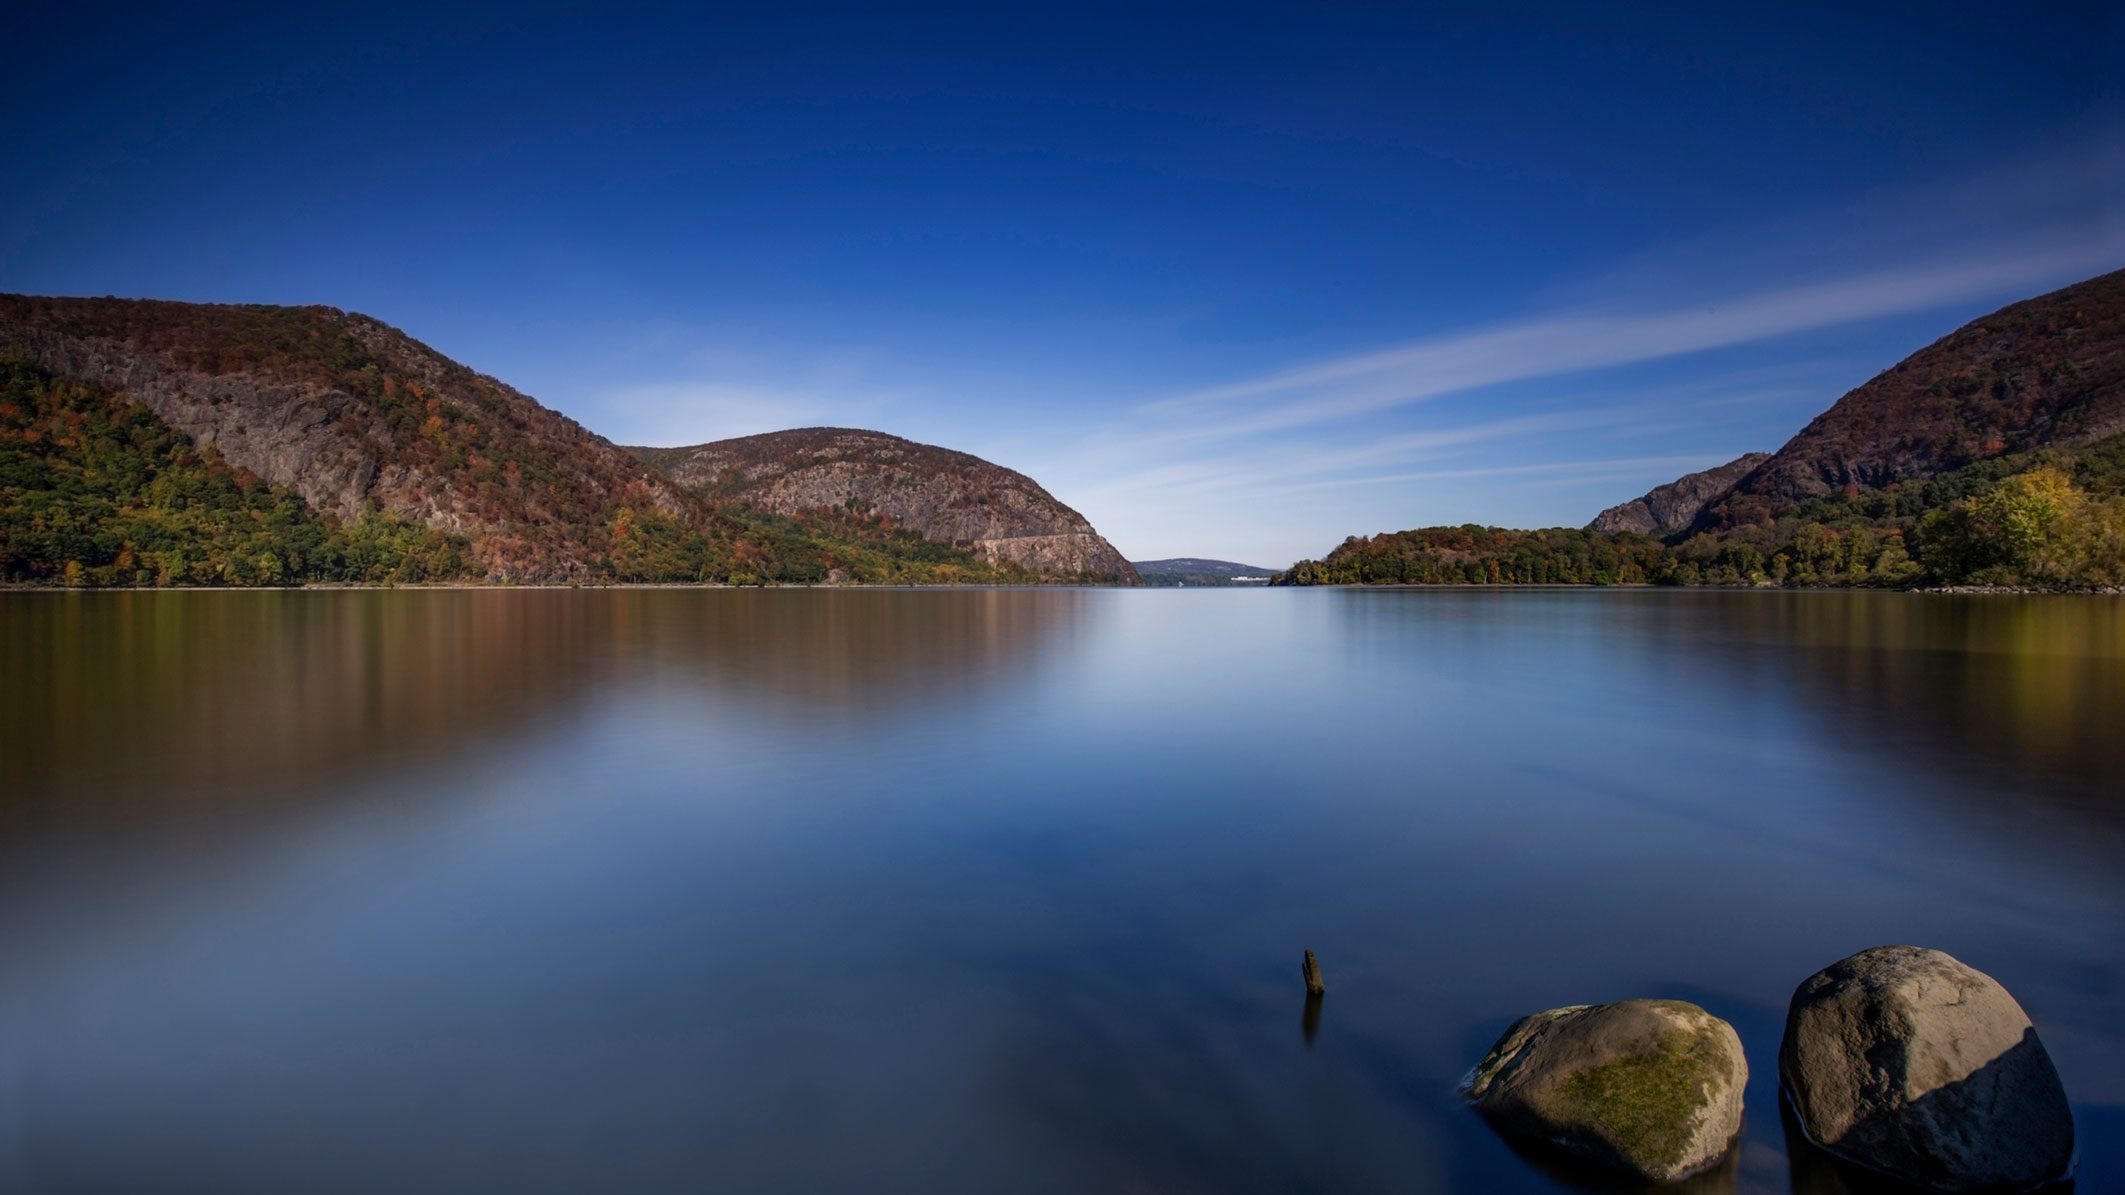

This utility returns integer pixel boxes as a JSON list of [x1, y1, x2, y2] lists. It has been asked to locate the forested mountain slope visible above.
[[0, 354, 472, 586], [0, 295, 690, 580], [1696, 268, 2125, 531]]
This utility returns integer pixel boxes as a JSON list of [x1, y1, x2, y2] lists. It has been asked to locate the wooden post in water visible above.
[[1301, 949, 1325, 996]]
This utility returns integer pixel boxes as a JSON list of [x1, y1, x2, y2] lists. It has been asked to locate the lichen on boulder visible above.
[[1780, 945, 2074, 1193], [1465, 998, 1747, 1182]]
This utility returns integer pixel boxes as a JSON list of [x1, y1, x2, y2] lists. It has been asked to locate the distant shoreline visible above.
[[0, 581, 1134, 593], [1282, 583, 2125, 595], [6, 581, 2122, 595]]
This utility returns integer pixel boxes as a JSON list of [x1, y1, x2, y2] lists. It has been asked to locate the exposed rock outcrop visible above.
[[631, 428, 1140, 583], [1780, 945, 2074, 1193], [1466, 998, 1747, 1182], [0, 295, 686, 580], [1588, 453, 1769, 536], [1, 318, 392, 523]]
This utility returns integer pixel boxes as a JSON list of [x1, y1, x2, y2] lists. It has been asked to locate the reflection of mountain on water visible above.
[[610, 588, 1092, 719], [0, 591, 616, 835], [0, 589, 1089, 836], [1320, 588, 2123, 822], [1710, 594, 2125, 825]]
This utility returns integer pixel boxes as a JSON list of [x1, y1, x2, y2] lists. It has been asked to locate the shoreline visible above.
[[0, 581, 1139, 593], [1909, 583, 2125, 595], [5, 581, 2122, 594]]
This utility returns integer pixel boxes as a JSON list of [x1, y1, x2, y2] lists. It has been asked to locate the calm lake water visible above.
[[1, 588, 2120, 1193]]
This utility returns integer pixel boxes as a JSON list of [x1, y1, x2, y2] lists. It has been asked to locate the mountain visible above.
[[1587, 453, 1769, 535], [628, 428, 1140, 584], [1281, 268, 2125, 590], [1131, 558, 1276, 586], [1692, 268, 2125, 532], [0, 295, 1124, 586], [0, 294, 696, 581]]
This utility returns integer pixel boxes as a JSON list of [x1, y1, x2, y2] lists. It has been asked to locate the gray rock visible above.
[[1587, 452, 1770, 536], [4, 323, 392, 522], [1780, 945, 2074, 1193], [1466, 999, 1747, 1182]]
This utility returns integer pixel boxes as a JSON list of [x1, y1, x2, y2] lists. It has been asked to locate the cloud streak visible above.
[[1279, 453, 1735, 494], [1143, 237, 2124, 441]]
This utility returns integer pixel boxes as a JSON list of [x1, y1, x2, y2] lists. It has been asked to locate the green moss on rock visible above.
[[1466, 998, 1747, 1182], [1552, 1018, 1737, 1175]]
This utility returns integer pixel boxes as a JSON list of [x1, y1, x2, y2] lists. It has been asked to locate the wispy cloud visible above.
[[1142, 239, 2122, 441], [1135, 135, 2125, 450], [1064, 412, 1592, 507], [1062, 372, 1825, 508], [1281, 454, 1734, 493]]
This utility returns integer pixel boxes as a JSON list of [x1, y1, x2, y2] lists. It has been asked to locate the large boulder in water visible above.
[[1465, 998, 1747, 1182], [1780, 945, 2074, 1193]]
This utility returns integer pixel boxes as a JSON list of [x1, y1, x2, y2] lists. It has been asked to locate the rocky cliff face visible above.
[[1587, 453, 1769, 536], [632, 428, 1141, 583], [1695, 268, 2125, 531], [0, 295, 696, 580]]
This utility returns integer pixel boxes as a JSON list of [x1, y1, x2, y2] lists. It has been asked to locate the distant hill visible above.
[[0, 295, 1126, 586], [1282, 268, 2125, 590], [1131, 558, 1276, 586], [628, 428, 1140, 584], [1587, 453, 1769, 535]]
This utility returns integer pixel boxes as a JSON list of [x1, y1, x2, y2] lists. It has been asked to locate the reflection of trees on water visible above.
[[0, 589, 1090, 835], [606, 588, 1092, 718], [1714, 593, 2125, 823], [1, 591, 617, 833], [1321, 588, 2123, 827]]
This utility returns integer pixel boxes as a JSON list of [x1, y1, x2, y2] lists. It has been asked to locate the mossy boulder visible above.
[[1465, 998, 1747, 1182], [1780, 945, 2073, 1193]]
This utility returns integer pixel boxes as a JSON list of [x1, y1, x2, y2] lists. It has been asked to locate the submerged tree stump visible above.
[[1302, 949, 1326, 996]]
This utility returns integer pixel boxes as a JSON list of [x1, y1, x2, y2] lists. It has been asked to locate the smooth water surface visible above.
[[2, 588, 2121, 1193]]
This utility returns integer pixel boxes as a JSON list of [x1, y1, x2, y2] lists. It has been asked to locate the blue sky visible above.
[[5, 3, 2121, 566]]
